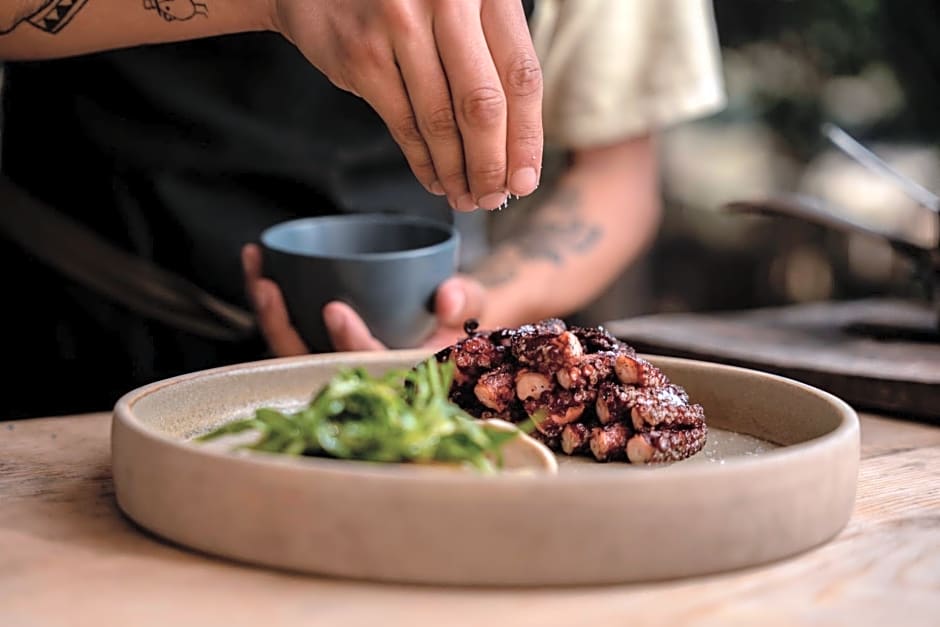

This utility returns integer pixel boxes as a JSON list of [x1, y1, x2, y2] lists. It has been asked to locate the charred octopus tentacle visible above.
[[595, 381, 640, 424], [631, 397, 705, 431], [614, 354, 670, 388], [440, 318, 708, 464], [473, 364, 516, 413], [589, 423, 632, 462], [560, 422, 592, 455], [572, 325, 634, 355], [556, 352, 615, 390], [626, 427, 708, 464]]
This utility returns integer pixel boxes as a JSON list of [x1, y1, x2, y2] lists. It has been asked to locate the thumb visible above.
[[435, 275, 486, 327]]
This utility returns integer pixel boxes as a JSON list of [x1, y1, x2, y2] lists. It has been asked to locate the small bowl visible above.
[[260, 214, 459, 352]]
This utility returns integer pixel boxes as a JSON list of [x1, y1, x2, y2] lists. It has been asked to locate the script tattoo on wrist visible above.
[[473, 185, 603, 288], [144, 0, 208, 22], [0, 0, 90, 35]]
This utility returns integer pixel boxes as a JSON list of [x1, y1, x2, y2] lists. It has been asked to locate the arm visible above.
[[0, 0, 543, 209], [472, 133, 661, 327], [0, 0, 267, 57]]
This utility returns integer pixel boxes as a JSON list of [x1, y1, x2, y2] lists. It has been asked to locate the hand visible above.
[[323, 275, 487, 352], [271, 0, 544, 210], [242, 244, 486, 355], [242, 244, 309, 356]]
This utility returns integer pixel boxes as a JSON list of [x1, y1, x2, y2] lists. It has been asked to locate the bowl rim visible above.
[[259, 213, 459, 262], [112, 350, 860, 486]]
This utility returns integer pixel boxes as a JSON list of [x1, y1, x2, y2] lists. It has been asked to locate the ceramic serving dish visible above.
[[111, 351, 859, 586]]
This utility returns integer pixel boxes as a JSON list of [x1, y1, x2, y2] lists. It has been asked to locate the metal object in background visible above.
[[724, 125, 940, 340], [821, 123, 940, 215]]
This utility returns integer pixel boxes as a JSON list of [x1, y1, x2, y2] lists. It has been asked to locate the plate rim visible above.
[[111, 349, 860, 484]]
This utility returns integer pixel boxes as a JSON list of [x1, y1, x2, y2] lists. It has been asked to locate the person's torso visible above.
[[2, 33, 456, 303]]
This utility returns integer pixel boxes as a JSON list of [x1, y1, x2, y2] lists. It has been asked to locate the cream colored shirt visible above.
[[455, 0, 727, 267], [531, 0, 727, 148]]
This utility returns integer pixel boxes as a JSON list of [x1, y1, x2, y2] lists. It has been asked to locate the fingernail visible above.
[[509, 167, 538, 196], [446, 196, 458, 211], [478, 192, 508, 211], [323, 305, 344, 333], [429, 180, 445, 196], [456, 194, 478, 212]]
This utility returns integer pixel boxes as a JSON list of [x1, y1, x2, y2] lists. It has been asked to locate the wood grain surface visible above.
[[1, 412, 938, 627]]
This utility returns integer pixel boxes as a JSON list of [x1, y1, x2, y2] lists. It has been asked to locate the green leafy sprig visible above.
[[196, 358, 519, 473]]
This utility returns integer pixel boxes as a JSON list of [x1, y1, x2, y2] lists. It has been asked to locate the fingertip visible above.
[[322, 301, 348, 334], [508, 167, 539, 197], [437, 283, 467, 326], [322, 301, 386, 352], [455, 194, 478, 212], [477, 192, 509, 211]]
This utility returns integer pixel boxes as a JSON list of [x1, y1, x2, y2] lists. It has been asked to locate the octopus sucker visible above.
[[589, 423, 631, 462], [561, 422, 592, 455]]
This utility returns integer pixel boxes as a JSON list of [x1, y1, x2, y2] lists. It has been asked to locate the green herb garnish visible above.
[[196, 358, 519, 473]]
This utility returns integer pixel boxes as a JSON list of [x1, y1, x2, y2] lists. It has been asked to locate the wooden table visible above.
[[1, 412, 938, 626]]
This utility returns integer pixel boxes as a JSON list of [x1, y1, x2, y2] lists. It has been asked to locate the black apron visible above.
[[0, 4, 535, 418]]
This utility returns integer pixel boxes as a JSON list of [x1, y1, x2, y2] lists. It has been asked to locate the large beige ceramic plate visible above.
[[111, 351, 859, 586]]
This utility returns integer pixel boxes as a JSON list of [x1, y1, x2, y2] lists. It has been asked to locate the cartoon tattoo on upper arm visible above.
[[143, 0, 208, 21], [1, 0, 208, 36]]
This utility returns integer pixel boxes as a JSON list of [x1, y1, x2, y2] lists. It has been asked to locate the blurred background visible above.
[[562, 0, 940, 326], [2, 0, 937, 326]]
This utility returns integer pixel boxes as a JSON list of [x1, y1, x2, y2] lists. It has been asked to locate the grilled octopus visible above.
[[436, 319, 707, 464]]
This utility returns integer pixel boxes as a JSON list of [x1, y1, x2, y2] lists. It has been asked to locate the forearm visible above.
[[0, 0, 273, 60], [472, 135, 661, 327]]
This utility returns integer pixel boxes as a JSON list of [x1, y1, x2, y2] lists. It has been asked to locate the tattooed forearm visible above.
[[0, 0, 208, 35], [473, 261, 517, 288], [0, 0, 89, 34], [512, 187, 602, 263], [473, 185, 603, 287]]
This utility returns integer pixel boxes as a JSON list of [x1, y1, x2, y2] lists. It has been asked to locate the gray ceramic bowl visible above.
[[261, 214, 459, 351]]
